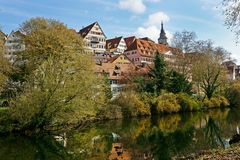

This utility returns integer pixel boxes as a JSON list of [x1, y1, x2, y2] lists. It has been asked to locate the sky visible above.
[[1, 0, 240, 63]]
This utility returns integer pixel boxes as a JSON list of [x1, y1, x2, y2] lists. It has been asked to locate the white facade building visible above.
[[106, 36, 127, 55], [79, 22, 106, 53], [4, 30, 25, 62]]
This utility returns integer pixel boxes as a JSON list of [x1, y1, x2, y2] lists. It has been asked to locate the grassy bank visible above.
[[175, 144, 240, 160]]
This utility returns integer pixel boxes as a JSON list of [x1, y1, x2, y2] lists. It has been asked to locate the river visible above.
[[1, 108, 240, 160]]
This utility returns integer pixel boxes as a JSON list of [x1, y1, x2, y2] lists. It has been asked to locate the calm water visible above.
[[1, 108, 240, 160]]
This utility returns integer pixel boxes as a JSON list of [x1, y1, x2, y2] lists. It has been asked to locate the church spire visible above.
[[158, 21, 168, 45]]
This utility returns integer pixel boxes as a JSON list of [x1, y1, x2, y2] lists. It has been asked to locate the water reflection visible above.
[[1, 108, 240, 160]]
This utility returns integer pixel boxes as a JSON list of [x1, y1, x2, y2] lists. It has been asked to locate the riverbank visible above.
[[175, 144, 240, 160]]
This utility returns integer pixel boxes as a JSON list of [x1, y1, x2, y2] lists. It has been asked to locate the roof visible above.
[[78, 22, 96, 38], [124, 36, 136, 48], [125, 38, 182, 58], [106, 36, 122, 50], [95, 62, 136, 81], [140, 37, 155, 43], [7, 30, 25, 39], [223, 60, 237, 67], [0, 31, 6, 41], [78, 21, 106, 38], [106, 54, 133, 64]]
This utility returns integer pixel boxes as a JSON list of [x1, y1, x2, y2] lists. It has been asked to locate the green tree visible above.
[[148, 52, 166, 95], [9, 18, 106, 132], [0, 32, 11, 94], [191, 52, 227, 99], [103, 75, 112, 100], [166, 70, 192, 94]]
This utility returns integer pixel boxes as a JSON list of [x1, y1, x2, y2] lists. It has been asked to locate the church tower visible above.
[[158, 22, 168, 45]]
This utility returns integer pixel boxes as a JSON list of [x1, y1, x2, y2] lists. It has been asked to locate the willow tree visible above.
[[10, 18, 106, 132]]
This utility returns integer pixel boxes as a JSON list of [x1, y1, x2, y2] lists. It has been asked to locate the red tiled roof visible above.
[[106, 36, 122, 50], [125, 38, 181, 57], [95, 62, 136, 81], [78, 22, 96, 38], [106, 54, 133, 63]]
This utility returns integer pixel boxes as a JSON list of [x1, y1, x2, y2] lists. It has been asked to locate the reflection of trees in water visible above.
[[204, 117, 224, 148], [2, 108, 240, 160], [158, 115, 181, 133], [0, 136, 74, 160], [135, 126, 195, 160]]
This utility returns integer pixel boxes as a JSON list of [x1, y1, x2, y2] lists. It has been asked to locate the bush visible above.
[[225, 81, 240, 107], [112, 92, 151, 117], [155, 92, 181, 113], [177, 93, 201, 111], [203, 96, 229, 108]]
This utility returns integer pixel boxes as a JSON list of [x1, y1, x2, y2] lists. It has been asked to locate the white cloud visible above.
[[119, 0, 146, 14], [136, 25, 173, 43], [146, 11, 170, 26], [135, 10, 172, 43]]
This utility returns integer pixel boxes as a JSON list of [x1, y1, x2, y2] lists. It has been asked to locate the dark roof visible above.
[[140, 37, 155, 43], [0, 31, 6, 41], [78, 21, 107, 38], [78, 22, 96, 38], [124, 36, 136, 48], [106, 36, 122, 50], [223, 60, 237, 67]]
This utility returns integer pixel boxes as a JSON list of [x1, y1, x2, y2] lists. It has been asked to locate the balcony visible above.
[[91, 37, 99, 44]]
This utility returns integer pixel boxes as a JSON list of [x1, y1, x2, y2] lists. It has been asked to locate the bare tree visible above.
[[222, 0, 240, 41], [171, 30, 197, 53]]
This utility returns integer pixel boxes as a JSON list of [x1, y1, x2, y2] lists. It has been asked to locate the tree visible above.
[[171, 30, 197, 53], [222, 0, 240, 41], [191, 52, 227, 99], [0, 31, 11, 94], [9, 18, 106, 132], [166, 70, 192, 94], [102, 75, 112, 100], [148, 52, 166, 95]]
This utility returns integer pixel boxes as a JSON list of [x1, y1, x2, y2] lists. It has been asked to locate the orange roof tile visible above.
[[125, 38, 181, 57]]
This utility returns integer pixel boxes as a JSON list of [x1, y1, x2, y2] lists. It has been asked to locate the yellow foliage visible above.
[[113, 92, 151, 117], [158, 114, 181, 133], [156, 92, 181, 113]]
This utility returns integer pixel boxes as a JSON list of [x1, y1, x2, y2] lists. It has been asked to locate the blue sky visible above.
[[1, 0, 239, 63]]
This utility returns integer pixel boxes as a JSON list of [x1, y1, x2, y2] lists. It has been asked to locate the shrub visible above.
[[155, 92, 181, 113], [177, 93, 201, 111], [112, 92, 151, 117], [218, 96, 230, 107], [203, 98, 214, 108], [225, 81, 240, 107], [203, 96, 229, 108]]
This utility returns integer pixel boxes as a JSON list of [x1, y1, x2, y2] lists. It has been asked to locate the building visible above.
[[106, 36, 127, 55], [78, 22, 106, 54], [4, 30, 25, 62], [0, 31, 6, 42], [95, 54, 135, 96], [124, 37, 178, 65], [124, 36, 136, 48], [223, 60, 237, 80]]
